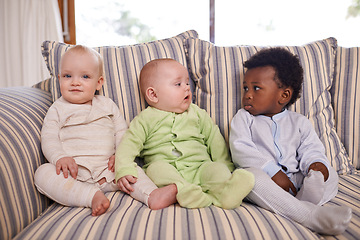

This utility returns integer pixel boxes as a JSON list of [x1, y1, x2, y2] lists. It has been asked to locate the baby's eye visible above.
[[64, 74, 71, 78], [82, 75, 90, 79], [254, 86, 260, 91], [243, 86, 249, 92], [175, 82, 181, 86]]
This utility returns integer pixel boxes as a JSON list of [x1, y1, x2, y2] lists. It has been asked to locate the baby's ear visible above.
[[96, 76, 104, 90], [279, 88, 292, 105], [145, 87, 158, 104]]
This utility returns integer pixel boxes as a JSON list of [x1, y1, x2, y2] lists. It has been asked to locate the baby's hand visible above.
[[272, 170, 297, 195], [309, 162, 329, 181], [117, 175, 137, 194], [108, 155, 115, 172], [56, 157, 78, 179]]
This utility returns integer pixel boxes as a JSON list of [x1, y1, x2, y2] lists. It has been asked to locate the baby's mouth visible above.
[[244, 104, 252, 111], [70, 89, 81, 92]]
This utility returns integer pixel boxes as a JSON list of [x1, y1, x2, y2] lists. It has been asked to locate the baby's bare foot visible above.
[[91, 191, 110, 216], [148, 184, 177, 210]]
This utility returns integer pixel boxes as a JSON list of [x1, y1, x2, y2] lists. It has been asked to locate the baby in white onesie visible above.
[[35, 45, 176, 216]]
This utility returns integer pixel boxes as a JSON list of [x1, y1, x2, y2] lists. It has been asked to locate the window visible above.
[[75, 0, 209, 47], [71, 0, 360, 47], [215, 0, 360, 47]]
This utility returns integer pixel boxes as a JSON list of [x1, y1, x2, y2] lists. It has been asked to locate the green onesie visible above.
[[115, 104, 254, 209]]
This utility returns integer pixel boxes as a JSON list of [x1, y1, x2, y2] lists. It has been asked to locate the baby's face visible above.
[[59, 51, 103, 105], [153, 61, 192, 113], [242, 66, 285, 117]]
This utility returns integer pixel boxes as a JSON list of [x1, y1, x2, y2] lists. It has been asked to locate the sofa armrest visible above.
[[0, 87, 52, 239]]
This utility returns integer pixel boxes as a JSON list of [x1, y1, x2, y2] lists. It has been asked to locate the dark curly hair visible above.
[[244, 47, 303, 108]]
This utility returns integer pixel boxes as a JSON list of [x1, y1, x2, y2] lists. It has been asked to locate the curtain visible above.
[[0, 0, 63, 88]]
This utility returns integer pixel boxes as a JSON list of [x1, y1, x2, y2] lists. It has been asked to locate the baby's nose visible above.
[[245, 92, 253, 99], [71, 79, 80, 85]]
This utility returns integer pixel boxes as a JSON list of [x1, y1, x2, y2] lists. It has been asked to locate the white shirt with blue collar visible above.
[[229, 108, 330, 178]]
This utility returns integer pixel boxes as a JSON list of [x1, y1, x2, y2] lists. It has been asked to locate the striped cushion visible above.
[[32, 78, 51, 92], [326, 174, 360, 239], [331, 47, 360, 169], [0, 87, 53, 240], [185, 38, 353, 175], [13, 173, 360, 239], [41, 30, 198, 123], [15, 194, 319, 239]]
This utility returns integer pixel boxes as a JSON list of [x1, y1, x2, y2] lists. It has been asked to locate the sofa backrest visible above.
[[39, 30, 357, 174], [331, 46, 360, 170]]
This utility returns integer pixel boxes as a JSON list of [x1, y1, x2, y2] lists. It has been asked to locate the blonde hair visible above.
[[60, 45, 104, 77]]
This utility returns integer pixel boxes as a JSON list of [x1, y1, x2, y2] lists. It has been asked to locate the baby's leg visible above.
[[91, 190, 110, 216], [129, 166, 177, 209], [199, 162, 254, 209], [246, 167, 351, 235], [319, 166, 338, 205], [148, 184, 177, 210], [146, 161, 212, 208], [34, 163, 99, 209], [295, 170, 325, 204], [296, 167, 338, 205], [296, 170, 325, 204]]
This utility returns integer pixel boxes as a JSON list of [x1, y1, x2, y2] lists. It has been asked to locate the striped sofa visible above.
[[1, 30, 359, 239]]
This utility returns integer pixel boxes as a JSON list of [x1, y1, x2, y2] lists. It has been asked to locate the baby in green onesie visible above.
[[115, 58, 254, 209]]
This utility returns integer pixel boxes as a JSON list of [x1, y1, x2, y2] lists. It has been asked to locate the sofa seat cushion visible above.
[[185, 38, 353, 175], [13, 173, 360, 240], [41, 30, 198, 124], [331, 46, 360, 170], [0, 87, 53, 240], [15, 195, 319, 239]]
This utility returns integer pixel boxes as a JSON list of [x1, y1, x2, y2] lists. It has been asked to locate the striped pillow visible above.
[[33, 78, 51, 92], [331, 47, 360, 169], [185, 38, 353, 174], [0, 87, 53, 240], [42, 30, 198, 123]]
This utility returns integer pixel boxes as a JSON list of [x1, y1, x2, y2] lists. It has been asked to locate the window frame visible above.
[[58, 0, 76, 44]]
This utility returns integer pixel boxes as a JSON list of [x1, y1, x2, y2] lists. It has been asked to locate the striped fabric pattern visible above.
[[32, 78, 51, 92], [13, 174, 360, 240], [0, 87, 53, 240], [331, 47, 360, 169], [185, 38, 353, 175], [41, 30, 198, 124], [325, 174, 360, 240]]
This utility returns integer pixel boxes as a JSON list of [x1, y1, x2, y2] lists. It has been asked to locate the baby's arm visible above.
[[308, 162, 329, 181], [56, 156, 78, 179], [114, 112, 146, 188], [297, 115, 330, 181], [110, 99, 138, 190], [41, 103, 70, 165]]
